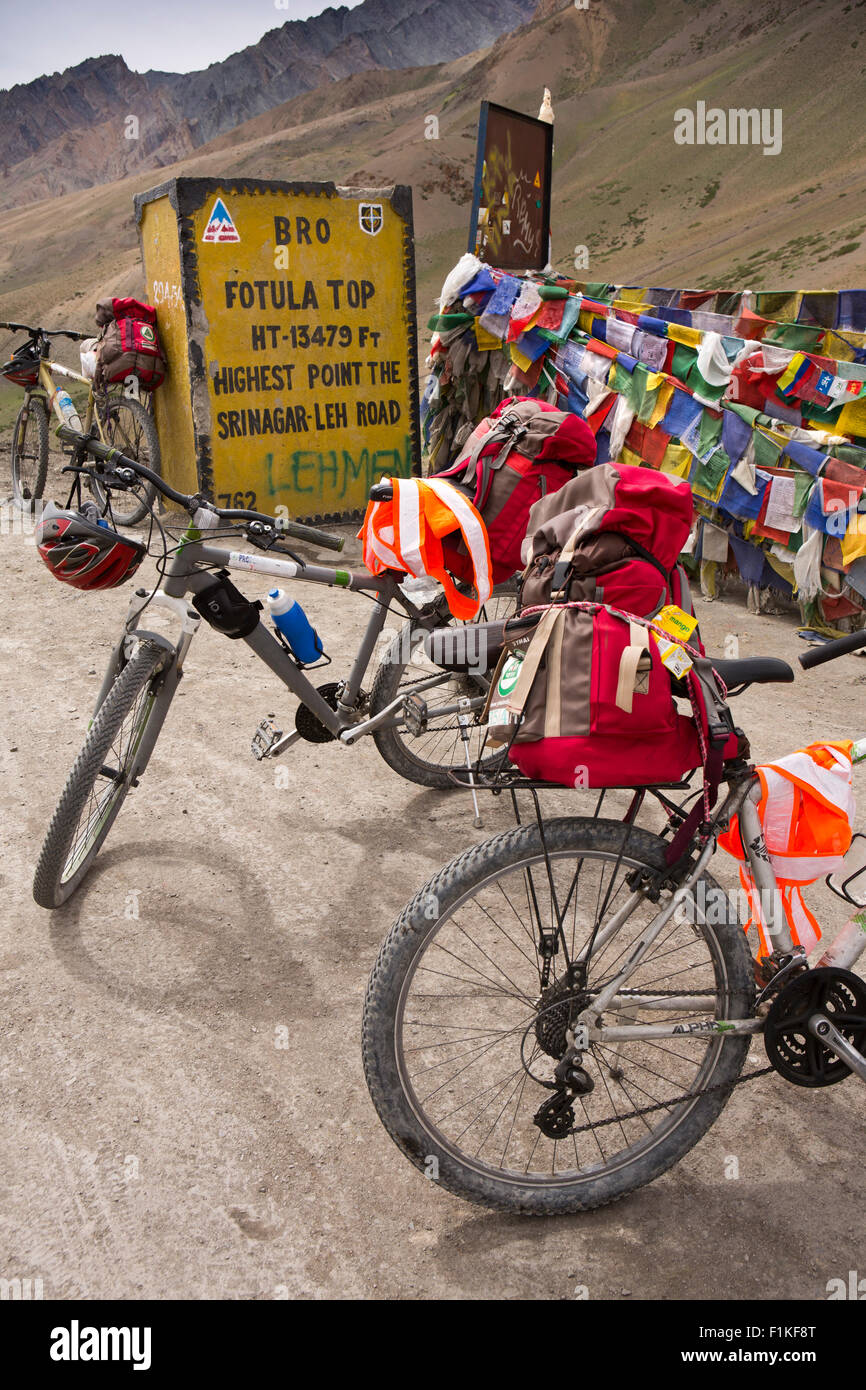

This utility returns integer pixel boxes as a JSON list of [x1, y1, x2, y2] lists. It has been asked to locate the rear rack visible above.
[[447, 765, 695, 795]]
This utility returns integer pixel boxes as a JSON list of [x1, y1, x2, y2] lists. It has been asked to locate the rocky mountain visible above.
[[0, 0, 537, 208], [0, 0, 863, 375]]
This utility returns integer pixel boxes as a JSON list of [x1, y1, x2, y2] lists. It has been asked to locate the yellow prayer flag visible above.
[[667, 324, 702, 348], [660, 443, 691, 478], [474, 321, 503, 351], [649, 381, 674, 428], [509, 343, 533, 373], [841, 517, 866, 566]]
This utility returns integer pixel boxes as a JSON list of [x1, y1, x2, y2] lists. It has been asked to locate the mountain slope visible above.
[[0, 0, 536, 208], [0, 0, 863, 395]]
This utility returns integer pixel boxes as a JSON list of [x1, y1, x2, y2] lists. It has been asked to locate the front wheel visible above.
[[362, 817, 755, 1215], [91, 395, 161, 527], [33, 640, 169, 908], [11, 396, 48, 509], [368, 580, 517, 788]]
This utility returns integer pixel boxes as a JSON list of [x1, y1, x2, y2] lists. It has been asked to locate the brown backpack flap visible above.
[[504, 606, 594, 743], [523, 467, 620, 559]]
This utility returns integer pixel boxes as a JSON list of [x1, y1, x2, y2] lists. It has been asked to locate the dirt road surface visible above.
[[1, 501, 864, 1301]]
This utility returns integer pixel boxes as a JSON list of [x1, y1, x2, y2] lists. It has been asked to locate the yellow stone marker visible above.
[[135, 178, 420, 521]]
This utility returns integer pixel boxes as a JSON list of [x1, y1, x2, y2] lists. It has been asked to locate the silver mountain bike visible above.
[[32, 427, 515, 909], [363, 620, 866, 1214]]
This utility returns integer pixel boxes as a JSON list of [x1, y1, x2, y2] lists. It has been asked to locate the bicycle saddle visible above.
[[369, 481, 394, 502], [424, 613, 541, 672], [707, 656, 794, 690]]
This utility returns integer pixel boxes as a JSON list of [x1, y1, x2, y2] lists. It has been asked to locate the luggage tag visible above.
[[481, 623, 539, 745], [651, 603, 698, 680]]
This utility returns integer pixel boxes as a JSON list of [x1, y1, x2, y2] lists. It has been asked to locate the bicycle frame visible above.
[[567, 774, 866, 1082], [97, 526, 486, 753], [31, 358, 100, 437]]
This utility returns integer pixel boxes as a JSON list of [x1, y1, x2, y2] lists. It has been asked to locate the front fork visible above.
[[92, 585, 202, 718]]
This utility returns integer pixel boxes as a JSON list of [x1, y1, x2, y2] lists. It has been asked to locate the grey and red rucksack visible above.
[[94, 297, 166, 391], [433, 396, 597, 586], [486, 462, 714, 788]]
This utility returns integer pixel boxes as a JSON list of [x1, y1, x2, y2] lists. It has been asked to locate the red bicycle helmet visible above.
[[35, 502, 147, 590]]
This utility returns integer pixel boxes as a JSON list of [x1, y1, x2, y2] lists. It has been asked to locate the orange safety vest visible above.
[[719, 741, 855, 958], [359, 476, 493, 620]]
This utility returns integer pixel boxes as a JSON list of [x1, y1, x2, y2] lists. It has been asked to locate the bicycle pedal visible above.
[[251, 719, 284, 760], [403, 692, 428, 737]]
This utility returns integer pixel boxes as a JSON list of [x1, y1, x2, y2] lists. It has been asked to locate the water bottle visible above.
[[54, 389, 82, 431], [266, 589, 323, 664]]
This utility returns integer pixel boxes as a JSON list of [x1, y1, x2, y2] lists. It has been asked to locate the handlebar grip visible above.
[[282, 520, 344, 552], [58, 423, 102, 451], [57, 425, 128, 467], [799, 630, 866, 669]]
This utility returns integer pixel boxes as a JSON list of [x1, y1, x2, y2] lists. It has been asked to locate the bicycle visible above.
[[1, 320, 160, 525], [31, 426, 516, 909], [362, 619, 866, 1214]]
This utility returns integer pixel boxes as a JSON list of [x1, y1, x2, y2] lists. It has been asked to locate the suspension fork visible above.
[[91, 587, 202, 717]]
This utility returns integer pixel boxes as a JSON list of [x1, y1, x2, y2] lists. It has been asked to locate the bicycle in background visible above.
[[1, 320, 160, 524]]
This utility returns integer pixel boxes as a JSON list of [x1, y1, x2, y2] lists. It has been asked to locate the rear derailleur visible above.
[[530, 971, 595, 1139]]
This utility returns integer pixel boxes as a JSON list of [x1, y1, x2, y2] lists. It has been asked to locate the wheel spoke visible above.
[[389, 832, 748, 1187]]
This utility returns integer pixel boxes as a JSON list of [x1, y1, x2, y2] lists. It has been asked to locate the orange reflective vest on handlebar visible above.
[[359, 476, 493, 620]]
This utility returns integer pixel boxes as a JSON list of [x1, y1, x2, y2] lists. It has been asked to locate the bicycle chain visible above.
[[565, 1058, 776, 1135]]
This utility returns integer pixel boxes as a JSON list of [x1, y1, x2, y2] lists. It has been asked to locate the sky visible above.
[[0, 0, 365, 90]]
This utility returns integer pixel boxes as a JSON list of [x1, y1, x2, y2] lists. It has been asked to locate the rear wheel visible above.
[[33, 640, 168, 908], [363, 817, 755, 1214], [91, 395, 161, 527], [369, 580, 517, 788], [11, 396, 48, 509]]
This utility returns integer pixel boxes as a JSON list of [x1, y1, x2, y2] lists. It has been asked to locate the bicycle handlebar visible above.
[[0, 320, 88, 342], [56, 425, 345, 552], [799, 630, 866, 669]]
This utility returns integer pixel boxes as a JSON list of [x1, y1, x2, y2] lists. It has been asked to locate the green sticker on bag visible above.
[[497, 653, 523, 697]]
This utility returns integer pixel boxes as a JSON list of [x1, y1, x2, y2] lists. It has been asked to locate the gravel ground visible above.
[[0, 486, 864, 1300]]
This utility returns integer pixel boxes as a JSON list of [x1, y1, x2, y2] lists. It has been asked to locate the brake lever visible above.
[[245, 521, 305, 567]]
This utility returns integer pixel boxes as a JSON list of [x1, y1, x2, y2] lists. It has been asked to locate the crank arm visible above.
[[808, 1012, 866, 1083], [339, 680, 485, 744]]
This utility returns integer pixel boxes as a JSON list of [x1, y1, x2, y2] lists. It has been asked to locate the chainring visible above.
[[295, 682, 344, 743], [763, 966, 866, 1088]]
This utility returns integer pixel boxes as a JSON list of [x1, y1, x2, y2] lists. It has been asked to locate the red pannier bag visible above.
[[432, 396, 596, 586], [488, 462, 712, 788], [94, 297, 166, 390]]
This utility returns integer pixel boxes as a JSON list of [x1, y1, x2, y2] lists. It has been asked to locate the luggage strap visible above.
[[551, 527, 670, 595]]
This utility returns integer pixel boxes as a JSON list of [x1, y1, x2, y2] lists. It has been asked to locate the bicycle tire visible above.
[[33, 641, 167, 908], [368, 580, 517, 789], [363, 816, 755, 1215], [11, 396, 48, 509], [91, 395, 161, 527]]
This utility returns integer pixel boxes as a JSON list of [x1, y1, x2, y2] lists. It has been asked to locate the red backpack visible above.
[[484, 463, 709, 788], [433, 397, 596, 586], [94, 297, 166, 391]]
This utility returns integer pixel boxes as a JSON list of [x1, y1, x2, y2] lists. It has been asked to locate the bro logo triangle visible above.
[[202, 198, 240, 243]]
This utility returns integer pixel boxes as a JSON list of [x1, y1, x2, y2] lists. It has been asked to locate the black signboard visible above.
[[468, 101, 553, 271]]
